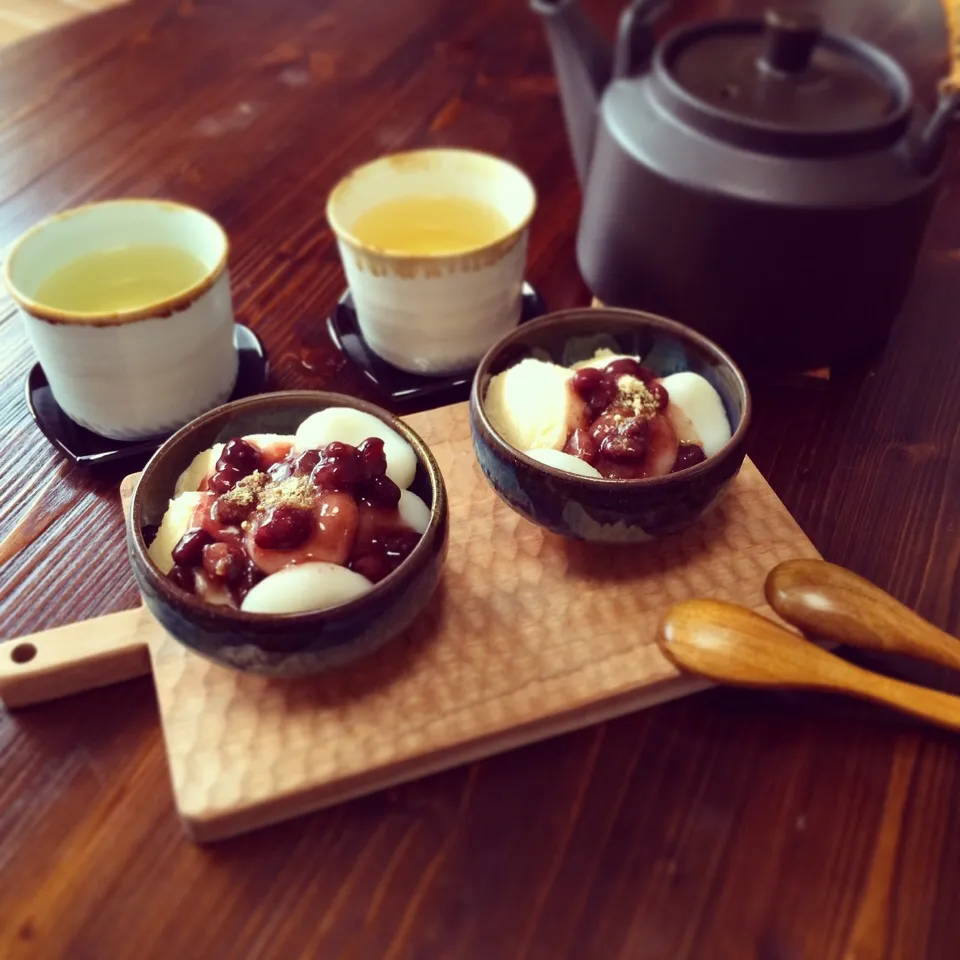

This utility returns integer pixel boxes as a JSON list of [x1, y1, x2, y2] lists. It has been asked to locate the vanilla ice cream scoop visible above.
[[295, 408, 417, 488], [484, 358, 586, 451], [241, 562, 373, 614], [660, 372, 731, 456]]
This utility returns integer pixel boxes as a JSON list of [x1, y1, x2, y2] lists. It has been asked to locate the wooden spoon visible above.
[[657, 599, 960, 733], [765, 558, 960, 671]]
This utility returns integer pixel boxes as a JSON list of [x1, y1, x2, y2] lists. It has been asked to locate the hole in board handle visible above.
[[11, 643, 37, 664]]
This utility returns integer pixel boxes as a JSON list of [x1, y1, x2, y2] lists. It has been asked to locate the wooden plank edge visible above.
[[176, 672, 711, 843]]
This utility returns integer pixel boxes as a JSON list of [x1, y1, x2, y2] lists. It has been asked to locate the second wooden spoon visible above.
[[657, 599, 960, 734], [765, 559, 960, 671]]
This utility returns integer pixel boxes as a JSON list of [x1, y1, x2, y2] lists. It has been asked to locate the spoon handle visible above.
[[850, 660, 960, 732], [658, 600, 960, 735], [765, 559, 960, 671]]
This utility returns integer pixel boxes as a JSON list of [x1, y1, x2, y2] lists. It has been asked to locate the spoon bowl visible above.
[[765, 558, 960, 672]]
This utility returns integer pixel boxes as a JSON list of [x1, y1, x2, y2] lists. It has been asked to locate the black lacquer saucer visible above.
[[326, 282, 547, 410], [26, 324, 269, 466]]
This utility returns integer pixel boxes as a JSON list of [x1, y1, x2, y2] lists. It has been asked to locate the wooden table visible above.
[[1, 1, 958, 957]]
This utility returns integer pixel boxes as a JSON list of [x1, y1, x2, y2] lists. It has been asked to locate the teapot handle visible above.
[[914, 0, 960, 174], [913, 85, 960, 176], [613, 0, 672, 80]]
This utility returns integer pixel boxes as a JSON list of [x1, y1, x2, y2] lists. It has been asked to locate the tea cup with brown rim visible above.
[[5, 198, 238, 441], [326, 148, 537, 377]]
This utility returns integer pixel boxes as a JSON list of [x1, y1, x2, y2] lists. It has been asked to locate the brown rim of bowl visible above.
[[130, 390, 447, 623], [471, 307, 752, 488], [4, 198, 230, 327], [325, 147, 538, 261]]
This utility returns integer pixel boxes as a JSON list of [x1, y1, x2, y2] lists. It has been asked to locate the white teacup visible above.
[[326, 149, 537, 376], [5, 199, 238, 441]]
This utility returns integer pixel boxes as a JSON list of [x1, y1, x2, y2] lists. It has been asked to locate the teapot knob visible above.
[[760, 7, 822, 74]]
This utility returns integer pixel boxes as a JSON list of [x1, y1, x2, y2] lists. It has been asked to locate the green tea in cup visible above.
[[349, 195, 511, 256], [34, 245, 208, 314]]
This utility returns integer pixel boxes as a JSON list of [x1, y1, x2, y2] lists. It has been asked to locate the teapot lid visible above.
[[654, 8, 912, 154]]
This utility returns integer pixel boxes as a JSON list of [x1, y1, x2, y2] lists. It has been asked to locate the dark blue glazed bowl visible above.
[[128, 391, 448, 676], [470, 308, 751, 542]]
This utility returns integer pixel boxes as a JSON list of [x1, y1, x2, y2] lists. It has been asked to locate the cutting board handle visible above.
[[0, 606, 152, 709]]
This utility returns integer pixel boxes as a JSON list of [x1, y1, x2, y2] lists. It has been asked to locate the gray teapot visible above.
[[532, 0, 960, 372]]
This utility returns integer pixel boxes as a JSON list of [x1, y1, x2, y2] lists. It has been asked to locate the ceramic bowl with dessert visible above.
[[470, 308, 751, 541], [128, 391, 448, 676]]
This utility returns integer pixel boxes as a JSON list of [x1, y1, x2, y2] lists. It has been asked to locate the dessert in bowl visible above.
[[470, 308, 751, 541], [128, 392, 448, 676]]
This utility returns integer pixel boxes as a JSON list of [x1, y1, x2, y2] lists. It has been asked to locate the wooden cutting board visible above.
[[105, 400, 817, 842]]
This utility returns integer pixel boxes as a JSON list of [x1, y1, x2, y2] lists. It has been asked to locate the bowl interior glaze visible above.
[[474, 308, 750, 468]]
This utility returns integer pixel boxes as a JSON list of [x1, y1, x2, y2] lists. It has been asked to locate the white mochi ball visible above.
[[659, 372, 732, 457], [295, 408, 417, 488], [241, 562, 373, 615], [524, 448, 603, 479], [398, 489, 432, 534]]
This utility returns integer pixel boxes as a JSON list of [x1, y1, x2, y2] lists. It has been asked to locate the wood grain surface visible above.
[[0, 1, 127, 51], [114, 405, 813, 843], [0, 0, 958, 957]]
